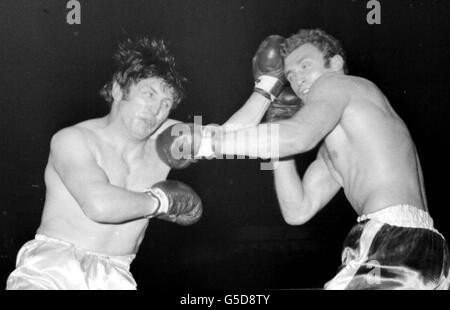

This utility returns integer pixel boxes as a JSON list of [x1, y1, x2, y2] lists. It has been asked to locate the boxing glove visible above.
[[252, 35, 287, 101], [156, 123, 219, 169], [265, 87, 304, 122], [147, 180, 203, 226]]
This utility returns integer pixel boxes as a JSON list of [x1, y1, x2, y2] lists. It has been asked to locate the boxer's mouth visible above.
[[137, 116, 157, 128], [138, 112, 157, 121]]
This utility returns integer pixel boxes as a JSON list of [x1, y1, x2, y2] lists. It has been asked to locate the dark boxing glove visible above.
[[156, 123, 201, 169], [146, 180, 203, 226], [265, 87, 304, 122], [252, 35, 287, 101], [156, 123, 219, 169]]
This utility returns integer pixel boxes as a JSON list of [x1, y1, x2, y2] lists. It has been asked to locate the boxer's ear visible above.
[[111, 81, 123, 102], [329, 55, 344, 72]]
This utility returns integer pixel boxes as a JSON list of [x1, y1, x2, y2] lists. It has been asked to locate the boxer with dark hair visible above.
[[178, 28, 449, 289], [99, 37, 186, 109], [6, 37, 202, 290], [6, 32, 301, 289]]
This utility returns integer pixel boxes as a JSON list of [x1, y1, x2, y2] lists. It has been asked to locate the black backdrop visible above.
[[0, 0, 449, 290]]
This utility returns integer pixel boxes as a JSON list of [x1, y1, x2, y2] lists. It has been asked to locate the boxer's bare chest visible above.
[[93, 138, 170, 192]]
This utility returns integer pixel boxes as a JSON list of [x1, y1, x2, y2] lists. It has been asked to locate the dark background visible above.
[[0, 0, 449, 290]]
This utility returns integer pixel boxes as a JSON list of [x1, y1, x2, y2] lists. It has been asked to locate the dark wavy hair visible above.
[[100, 37, 187, 109], [282, 29, 348, 74]]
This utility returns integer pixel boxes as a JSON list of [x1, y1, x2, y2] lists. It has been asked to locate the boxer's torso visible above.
[[37, 117, 173, 255], [317, 75, 427, 215]]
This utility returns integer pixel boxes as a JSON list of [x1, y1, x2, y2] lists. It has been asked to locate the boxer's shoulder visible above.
[[51, 126, 83, 148], [339, 75, 382, 94], [312, 74, 380, 102], [77, 117, 108, 129], [50, 122, 100, 160], [53, 118, 104, 140], [308, 74, 354, 105], [314, 73, 355, 90]]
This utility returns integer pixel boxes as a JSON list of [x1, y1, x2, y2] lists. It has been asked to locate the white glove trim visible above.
[[254, 75, 283, 101]]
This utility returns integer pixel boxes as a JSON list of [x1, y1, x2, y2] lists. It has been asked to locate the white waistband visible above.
[[357, 205, 441, 236], [35, 234, 136, 265]]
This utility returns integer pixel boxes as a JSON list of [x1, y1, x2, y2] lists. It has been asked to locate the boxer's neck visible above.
[[100, 113, 147, 161]]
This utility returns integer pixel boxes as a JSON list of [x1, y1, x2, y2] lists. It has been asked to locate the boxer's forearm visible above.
[[222, 92, 271, 129], [80, 183, 158, 224], [217, 123, 276, 158], [273, 159, 310, 225], [216, 120, 314, 159]]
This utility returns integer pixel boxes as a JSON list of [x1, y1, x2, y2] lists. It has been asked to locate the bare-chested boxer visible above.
[[160, 29, 449, 289], [5, 37, 204, 290], [6, 34, 296, 290]]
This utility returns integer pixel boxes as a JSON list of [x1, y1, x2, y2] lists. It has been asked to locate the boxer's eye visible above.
[[300, 61, 311, 71], [142, 89, 156, 98]]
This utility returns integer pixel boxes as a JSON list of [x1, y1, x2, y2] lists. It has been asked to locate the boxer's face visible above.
[[116, 77, 174, 139], [285, 43, 337, 100]]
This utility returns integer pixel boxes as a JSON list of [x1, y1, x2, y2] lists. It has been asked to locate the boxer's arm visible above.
[[50, 127, 159, 223], [222, 35, 285, 130], [222, 92, 271, 129], [216, 75, 350, 159], [274, 154, 341, 225]]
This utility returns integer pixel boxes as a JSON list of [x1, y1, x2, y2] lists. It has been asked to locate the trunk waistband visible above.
[[34, 234, 136, 266], [357, 204, 443, 238]]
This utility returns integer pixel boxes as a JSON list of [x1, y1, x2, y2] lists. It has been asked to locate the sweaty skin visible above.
[[218, 43, 427, 222], [37, 77, 271, 256], [274, 73, 427, 223], [37, 78, 177, 255]]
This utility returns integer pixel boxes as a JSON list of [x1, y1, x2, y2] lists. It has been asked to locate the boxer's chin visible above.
[[131, 118, 156, 139]]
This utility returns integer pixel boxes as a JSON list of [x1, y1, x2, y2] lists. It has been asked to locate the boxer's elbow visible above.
[[80, 194, 110, 223], [279, 200, 313, 226], [282, 212, 311, 226]]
